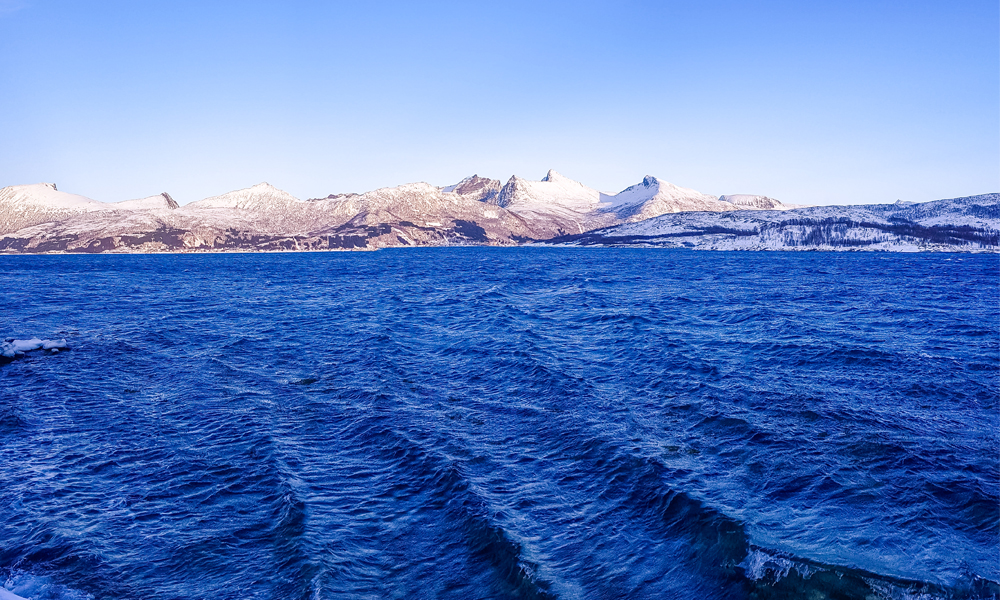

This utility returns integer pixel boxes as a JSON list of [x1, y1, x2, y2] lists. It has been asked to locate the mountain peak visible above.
[[161, 193, 179, 209], [442, 175, 501, 203], [641, 175, 659, 187], [541, 169, 565, 182]]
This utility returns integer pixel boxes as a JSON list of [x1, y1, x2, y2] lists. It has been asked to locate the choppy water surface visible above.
[[1, 249, 997, 600]]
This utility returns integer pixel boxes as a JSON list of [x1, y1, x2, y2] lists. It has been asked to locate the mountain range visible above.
[[0, 172, 792, 253], [0, 172, 994, 253]]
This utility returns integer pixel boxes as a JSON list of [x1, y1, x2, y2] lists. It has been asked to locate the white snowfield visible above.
[[1, 338, 69, 361], [548, 193, 1000, 252]]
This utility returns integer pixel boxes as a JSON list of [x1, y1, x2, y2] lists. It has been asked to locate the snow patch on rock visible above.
[[1, 338, 69, 362]]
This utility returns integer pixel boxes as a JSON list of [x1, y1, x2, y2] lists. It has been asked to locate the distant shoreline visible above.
[[0, 245, 996, 256]]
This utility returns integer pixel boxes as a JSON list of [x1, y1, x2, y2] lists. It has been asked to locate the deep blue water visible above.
[[0, 248, 997, 600]]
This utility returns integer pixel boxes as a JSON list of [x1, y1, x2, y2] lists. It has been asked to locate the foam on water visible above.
[[3, 571, 92, 600]]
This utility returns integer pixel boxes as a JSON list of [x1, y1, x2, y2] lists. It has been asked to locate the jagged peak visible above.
[[161, 192, 179, 209], [442, 174, 499, 194], [541, 169, 564, 182], [618, 175, 663, 195], [441, 174, 478, 192], [5, 182, 60, 192], [308, 192, 359, 202]]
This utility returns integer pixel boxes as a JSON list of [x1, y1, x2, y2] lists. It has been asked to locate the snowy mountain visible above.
[[605, 176, 740, 222], [1, 174, 991, 253], [0, 183, 177, 234], [546, 193, 1000, 252], [440, 175, 502, 203], [0, 171, 746, 251], [0, 181, 545, 252], [482, 170, 743, 236]]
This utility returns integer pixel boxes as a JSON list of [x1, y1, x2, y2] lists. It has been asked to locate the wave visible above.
[[741, 546, 1000, 600], [518, 429, 999, 600], [349, 419, 558, 599]]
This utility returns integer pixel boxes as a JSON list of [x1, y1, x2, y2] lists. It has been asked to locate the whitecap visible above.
[[3, 571, 93, 600]]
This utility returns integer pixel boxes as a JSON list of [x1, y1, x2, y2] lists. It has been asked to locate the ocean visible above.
[[1, 248, 997, 600]]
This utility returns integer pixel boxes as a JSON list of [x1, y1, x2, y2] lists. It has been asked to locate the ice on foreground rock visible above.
[[1, 338, 69, 362]]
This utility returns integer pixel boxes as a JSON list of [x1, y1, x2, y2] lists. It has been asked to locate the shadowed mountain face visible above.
[[441, 175, 502, 203], [1, 173, 994, 253]]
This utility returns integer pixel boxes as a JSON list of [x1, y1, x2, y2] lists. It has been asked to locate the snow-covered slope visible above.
[[606, 176, 739, 222], [0, 183, 177, 234], [441, 175, 502, 203], [494, 170, 603, 213], [111, 193, 178, 211], [482, 170, 743, 235], [547, 193, 1000, 252], [187, 182, 300, 211], [719, 194, 791, 210]]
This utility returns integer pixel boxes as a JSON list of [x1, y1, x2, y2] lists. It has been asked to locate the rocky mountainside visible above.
[[0, 181, 546, 253], [5, 172, 981, 253], [440, 175, 502, 203], [0, 183, 177, 235], [546, 194, 1000, 252]]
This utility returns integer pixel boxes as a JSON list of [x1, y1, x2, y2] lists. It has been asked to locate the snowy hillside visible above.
[[440, 175, 502, 203], [546, 194, 1000, 252], [606, 176, 739, 222], [0, 183, 177, 234], [719, 194, 792, 210]]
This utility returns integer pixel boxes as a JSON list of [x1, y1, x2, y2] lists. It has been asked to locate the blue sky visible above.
[[0, 0, 996, 205]]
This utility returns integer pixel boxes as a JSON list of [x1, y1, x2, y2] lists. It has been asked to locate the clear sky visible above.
[[1, 0, 997, 205]]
